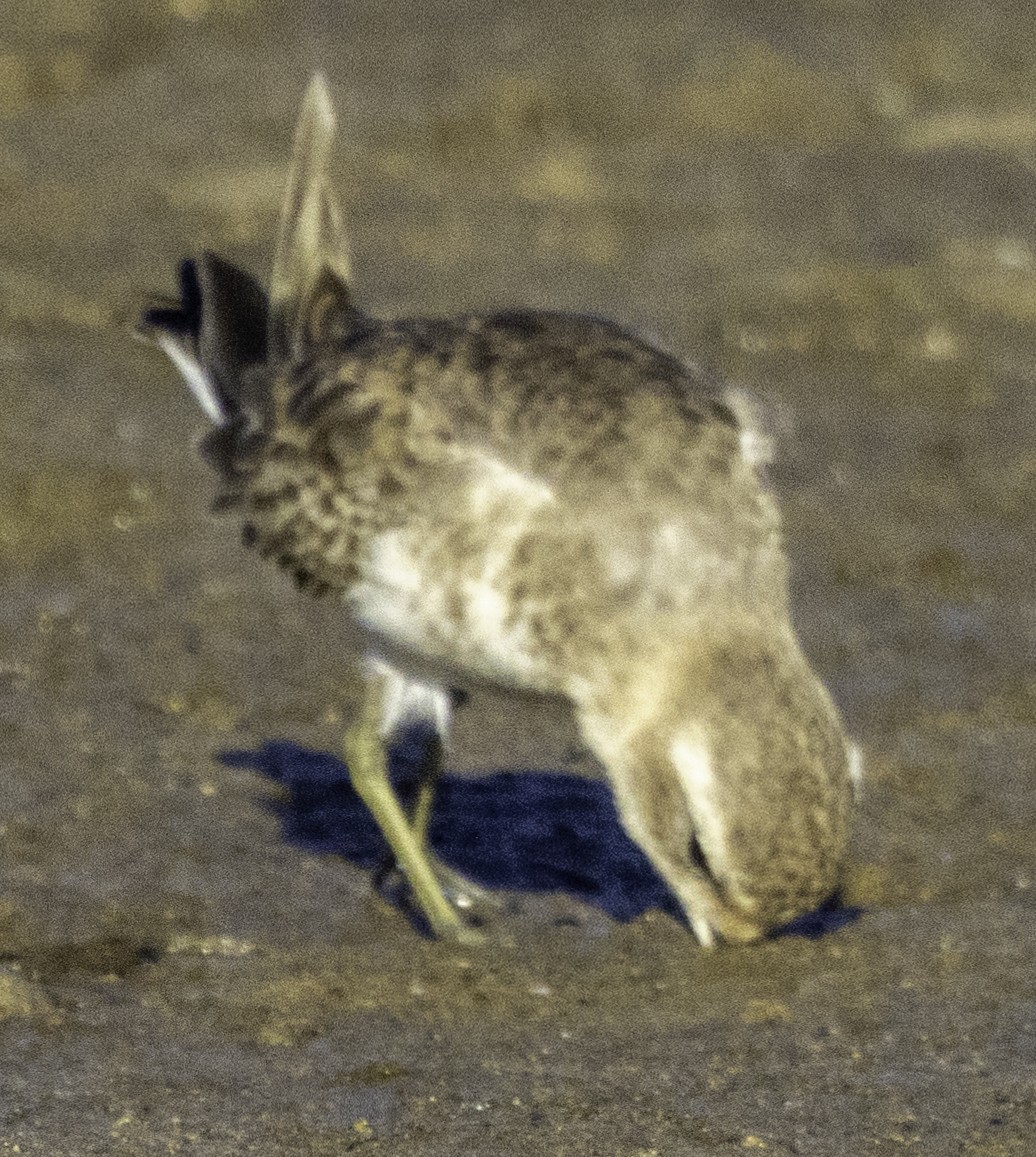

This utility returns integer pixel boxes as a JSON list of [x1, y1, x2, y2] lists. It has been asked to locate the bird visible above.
[[138, 73, 856, 947]]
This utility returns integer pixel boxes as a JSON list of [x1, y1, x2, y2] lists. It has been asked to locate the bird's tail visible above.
[[138, 253, 268, 427], [137, 72, 353, 429]]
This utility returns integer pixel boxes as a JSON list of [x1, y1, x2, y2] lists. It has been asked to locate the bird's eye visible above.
[[689, 833, 711, 876], [689, 833, 727, 897]]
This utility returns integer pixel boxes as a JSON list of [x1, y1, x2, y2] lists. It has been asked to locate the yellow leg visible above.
[[407, 732, 496, 912], [410, 733, 443, 851], [344, 678, 481, 943]]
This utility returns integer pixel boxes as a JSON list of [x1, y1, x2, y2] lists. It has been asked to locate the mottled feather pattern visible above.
[[139, 74, 856, 946], [201, 306, 782, 691]]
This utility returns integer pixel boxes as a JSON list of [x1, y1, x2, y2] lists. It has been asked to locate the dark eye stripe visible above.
[[689, 833, 724, 898]]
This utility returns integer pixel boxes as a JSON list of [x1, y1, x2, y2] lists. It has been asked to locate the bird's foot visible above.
[[373, 852, 499, 940]]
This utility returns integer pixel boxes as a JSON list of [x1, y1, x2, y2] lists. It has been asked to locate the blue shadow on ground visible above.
[[220, 732, 859, 937]]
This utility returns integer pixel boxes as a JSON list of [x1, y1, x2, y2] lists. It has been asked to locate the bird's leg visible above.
[[409, 732, 443, 851], [407, 685, 467, 850], [405, 729, 498, 913], [344, 674, 481, 943]]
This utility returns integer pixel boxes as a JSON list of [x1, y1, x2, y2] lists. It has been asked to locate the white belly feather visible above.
[[348, 450, 557, 689]]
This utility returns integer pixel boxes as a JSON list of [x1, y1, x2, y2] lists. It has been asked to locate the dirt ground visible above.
[[2, 2, 1036, 1153]]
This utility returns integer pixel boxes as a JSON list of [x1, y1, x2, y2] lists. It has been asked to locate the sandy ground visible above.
[[2, 2, 1036, 1153]]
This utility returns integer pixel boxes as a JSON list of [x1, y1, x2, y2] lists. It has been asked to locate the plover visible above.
[[139, 74, 855, 946]]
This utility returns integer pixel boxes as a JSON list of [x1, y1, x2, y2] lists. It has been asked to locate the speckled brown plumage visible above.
[[139, 74, 856, 946]]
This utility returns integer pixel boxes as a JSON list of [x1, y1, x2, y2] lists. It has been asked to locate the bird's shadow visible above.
[[220, 730, 860, 938]]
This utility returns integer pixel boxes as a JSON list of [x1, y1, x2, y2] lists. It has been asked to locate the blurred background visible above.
[[1, 2, 1035, 1153]]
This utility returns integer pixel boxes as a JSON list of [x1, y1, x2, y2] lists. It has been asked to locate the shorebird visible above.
[[139, 74, 856, 946]]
